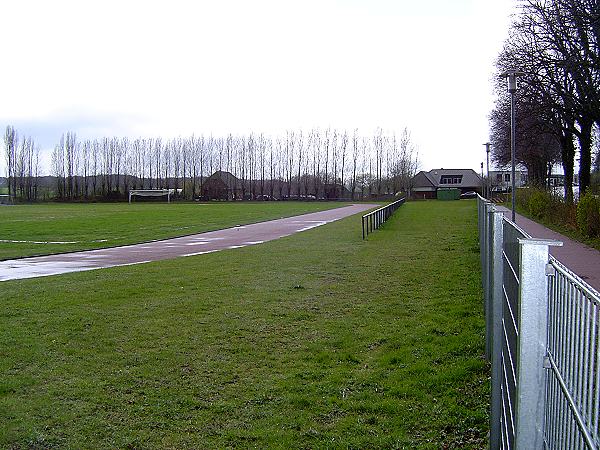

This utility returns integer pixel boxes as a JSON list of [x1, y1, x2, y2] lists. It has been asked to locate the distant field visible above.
[[1, 200, 489, 448], [0, 202, 349, 260]]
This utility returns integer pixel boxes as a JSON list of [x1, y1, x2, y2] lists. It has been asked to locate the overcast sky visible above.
[[0, 0, 516, 175]]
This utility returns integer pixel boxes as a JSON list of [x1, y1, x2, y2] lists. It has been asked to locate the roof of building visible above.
[[205, 171, 240, 189], [412, 169, 482, 188]]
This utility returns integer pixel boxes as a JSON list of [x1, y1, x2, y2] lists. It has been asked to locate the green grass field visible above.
[[0, 202, 349, 260], [0, 200, 488, 448]]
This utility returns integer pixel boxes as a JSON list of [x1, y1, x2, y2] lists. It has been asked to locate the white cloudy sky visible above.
[[0, 0, 516, 175]]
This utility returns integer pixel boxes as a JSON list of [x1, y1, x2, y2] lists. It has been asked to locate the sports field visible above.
[[0, 200, 488, 448], [0, 202, 348, 260]]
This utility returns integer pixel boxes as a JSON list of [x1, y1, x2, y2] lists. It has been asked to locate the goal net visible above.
[[128, 189, 177, 203]]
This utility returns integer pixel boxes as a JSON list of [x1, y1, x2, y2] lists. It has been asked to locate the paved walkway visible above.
[[497, 206, 600, 291], [0, 204, 377, 282]]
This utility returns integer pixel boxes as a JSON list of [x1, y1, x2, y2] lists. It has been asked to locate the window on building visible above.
[[440, 175, 463, 185], [496, 174, 503, 182], [504, 173, 510, 182]]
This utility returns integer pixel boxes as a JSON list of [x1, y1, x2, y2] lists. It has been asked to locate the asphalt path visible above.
[[496, 206, 600, 292], [0, 204, 377, 282]]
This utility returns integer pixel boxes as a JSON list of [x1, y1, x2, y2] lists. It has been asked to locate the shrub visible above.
[[577, 191, 600, 237], [528, 189, 551, 219], [515, 187, 532, 211]]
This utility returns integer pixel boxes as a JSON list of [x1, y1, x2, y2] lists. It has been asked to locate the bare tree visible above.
[[339, 130, 348, 198], [350, 129, 359, 199], [311, 129, 322, 198], [296, 130, 304, 197], [4, 126, 17, 201], [52, 137, 66, 199], [494, 0, 600, 196]]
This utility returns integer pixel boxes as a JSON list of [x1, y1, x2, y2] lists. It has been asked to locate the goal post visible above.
[[128, 189, 177, 203]]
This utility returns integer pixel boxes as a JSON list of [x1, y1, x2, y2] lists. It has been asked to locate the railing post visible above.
[[362, 216, 365, 240], [514, 238, 561, 449], [488, 209, 504, 449]]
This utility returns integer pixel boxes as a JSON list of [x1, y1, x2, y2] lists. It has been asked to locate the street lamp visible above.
[[481, 162, 484, 192], [483, 143, 491, 199], [500, 69, 524, 222]]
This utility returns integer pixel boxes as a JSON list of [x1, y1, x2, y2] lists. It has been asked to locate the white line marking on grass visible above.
[[0, 239, 80, 244], [0, 238, 111, 244]]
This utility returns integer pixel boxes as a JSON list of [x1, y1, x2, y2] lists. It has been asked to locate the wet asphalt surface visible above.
[[0, 204, 377, 282], [496, 206, 600, 292]]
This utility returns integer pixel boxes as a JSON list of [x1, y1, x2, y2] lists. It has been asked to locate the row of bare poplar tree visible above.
[[3, 126, 41, 201], [4, 126, 419, 201]]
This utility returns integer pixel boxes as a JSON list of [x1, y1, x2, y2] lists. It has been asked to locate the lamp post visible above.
[[483, 143, 491, 199], [481, 162, 484, 195], [500, 69, 524, 222]]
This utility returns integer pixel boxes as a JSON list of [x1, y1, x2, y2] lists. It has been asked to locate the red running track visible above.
[[0, 204, 377, 282], [496, 206, 600, 291]]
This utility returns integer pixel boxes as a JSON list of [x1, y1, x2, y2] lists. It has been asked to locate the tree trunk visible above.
[[578, 119, 593, 194], [560, 129, 575, 203]]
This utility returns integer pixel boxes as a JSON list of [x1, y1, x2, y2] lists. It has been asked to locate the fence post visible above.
[[478, 198, 488, 310], [514, 238, 561, 449], [483, 202, 493, 360], [488, 209, 504, 449]]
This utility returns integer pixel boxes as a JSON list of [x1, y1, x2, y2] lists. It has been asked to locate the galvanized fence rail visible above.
[[477, 195, 600, 449], [362, 197, 406, 239]]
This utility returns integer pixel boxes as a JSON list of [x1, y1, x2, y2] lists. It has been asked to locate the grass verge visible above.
[[0, 202, 348, 260], [0, 200, 488, 448]]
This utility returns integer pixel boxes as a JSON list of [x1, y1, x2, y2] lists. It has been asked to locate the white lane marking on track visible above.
[[182, 250, 218, 257], [120, 260, 152, 266]]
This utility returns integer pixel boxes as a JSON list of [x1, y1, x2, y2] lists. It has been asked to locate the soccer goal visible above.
[[128, 189, 176, 203]]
